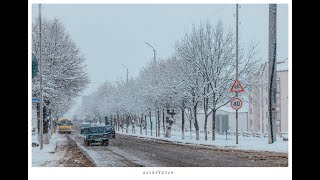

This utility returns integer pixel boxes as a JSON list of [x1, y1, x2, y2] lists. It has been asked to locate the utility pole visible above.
[[39, 4, 43, 150], [268, 4, 277, 144], [235, 4, 239, 144], [121, 64, 128, 84]]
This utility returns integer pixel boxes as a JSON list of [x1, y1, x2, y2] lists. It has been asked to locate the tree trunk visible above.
[[204, 114, 208, 140], [181, 106, 185, 140], [155, 112, 157, 137], [193, 105, 199, 140], [212, 110, 216, 141], [190, 119, 192, 140], [140, 115, 143, 135], [117, 114, 119, 131], [157, 110, 160, 137], [145, 115, 147, 135], [126, 115, 128, 133], [162, 109, 165, 137], [121, 116, 124, 132], [149, 111, 152, 136], [132, 116, 135, 134], [43, 133, 50, 144]]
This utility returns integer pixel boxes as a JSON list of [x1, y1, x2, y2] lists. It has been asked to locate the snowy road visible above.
[[71, 132, 288, 167]]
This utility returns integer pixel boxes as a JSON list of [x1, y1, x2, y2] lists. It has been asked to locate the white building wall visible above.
[[174, 109, 248, 133], [228, 112, 249, 132], [248, 62, 288, 134], [278, 71, 288, 132]]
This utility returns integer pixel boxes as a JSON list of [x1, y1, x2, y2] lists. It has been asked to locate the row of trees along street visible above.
[[32, 18, 90, 143], [78, 21, 260, 141]]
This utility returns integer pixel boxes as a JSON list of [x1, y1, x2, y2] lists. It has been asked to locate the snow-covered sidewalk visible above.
[[32, 133, 62, 167], [116, 128, 288, 153]]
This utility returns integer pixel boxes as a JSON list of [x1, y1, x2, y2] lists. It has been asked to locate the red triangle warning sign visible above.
[[230, 79, 244, 92]]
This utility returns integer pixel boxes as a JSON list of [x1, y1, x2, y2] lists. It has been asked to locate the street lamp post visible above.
[[144, 42, 156, 63], [121, 64, 128, 84]]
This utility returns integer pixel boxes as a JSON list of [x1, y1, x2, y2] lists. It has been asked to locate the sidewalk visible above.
[[32, 132, 60, 167], [116, 127, 288, 153]]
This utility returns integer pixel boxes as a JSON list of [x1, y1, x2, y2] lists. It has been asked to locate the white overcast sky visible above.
[[32, 3, 288, 96]]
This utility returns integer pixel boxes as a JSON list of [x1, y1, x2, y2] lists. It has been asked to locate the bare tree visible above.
[[175, 21, 259, 140], [32, 17, 89, 141]]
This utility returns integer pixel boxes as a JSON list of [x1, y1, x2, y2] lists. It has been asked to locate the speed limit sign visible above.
[[231, 98, 242, 110]]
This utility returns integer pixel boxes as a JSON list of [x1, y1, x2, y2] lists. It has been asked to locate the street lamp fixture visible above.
[[144, 42, 156, 63]]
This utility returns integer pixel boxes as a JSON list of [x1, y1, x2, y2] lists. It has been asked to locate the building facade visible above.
[[174, 108, 248, 134], [248, 62, 288, 134]]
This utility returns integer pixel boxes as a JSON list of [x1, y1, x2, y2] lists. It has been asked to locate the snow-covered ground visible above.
[[32, 132, 63, 167], [116, 126, 288, 153]]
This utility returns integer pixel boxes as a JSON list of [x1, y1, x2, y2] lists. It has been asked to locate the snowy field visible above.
[[116, 126, 288, 153]]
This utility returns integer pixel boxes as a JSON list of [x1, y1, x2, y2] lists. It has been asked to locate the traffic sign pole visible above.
[[235, 4, 239, 144]]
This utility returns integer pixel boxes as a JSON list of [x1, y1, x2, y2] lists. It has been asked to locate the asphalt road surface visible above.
[[72, 132, 288, 167]]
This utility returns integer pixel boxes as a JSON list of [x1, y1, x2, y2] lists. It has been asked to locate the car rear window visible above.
[[84, 127, 107, 134]]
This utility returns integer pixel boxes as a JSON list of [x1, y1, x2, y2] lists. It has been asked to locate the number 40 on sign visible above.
[[231, 98, 242, 110]]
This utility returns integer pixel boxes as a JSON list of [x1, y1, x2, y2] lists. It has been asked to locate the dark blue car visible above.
[[82, 126, 109, 146]]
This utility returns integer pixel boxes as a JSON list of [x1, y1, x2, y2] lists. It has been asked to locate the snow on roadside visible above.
[[32, 133, 64, 167], [116, 128, 288, 153]]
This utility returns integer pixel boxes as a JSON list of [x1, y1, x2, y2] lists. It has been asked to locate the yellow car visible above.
[[58, 118, 73, 134]]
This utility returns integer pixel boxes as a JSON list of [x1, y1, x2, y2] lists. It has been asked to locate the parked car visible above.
[[105, 125, 115, 138], [82, 126, 109, 146], [80, 122, 91, 134]]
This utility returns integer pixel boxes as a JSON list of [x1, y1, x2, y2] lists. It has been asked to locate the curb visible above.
[[69, 135, 97, 167], [117, 132, 286, 154]]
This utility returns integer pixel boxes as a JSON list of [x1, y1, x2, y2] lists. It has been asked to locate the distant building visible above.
[[174, 105, 249, 133], [248, 61, 288, 134], [80, 95, 95, 120]]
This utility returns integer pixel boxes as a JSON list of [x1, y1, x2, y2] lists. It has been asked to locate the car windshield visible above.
[[84, 127, 107, 134], [59, 121, 72, 125]]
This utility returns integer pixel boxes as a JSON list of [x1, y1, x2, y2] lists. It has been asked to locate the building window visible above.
[[266, 111, 268, 118], [250, 109, 252, 114]]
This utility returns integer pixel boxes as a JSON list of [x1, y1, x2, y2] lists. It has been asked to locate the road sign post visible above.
[[230, 77, 244, 144]]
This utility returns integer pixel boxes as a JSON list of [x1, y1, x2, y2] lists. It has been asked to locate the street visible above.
[[70, 132, 288, 167]]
